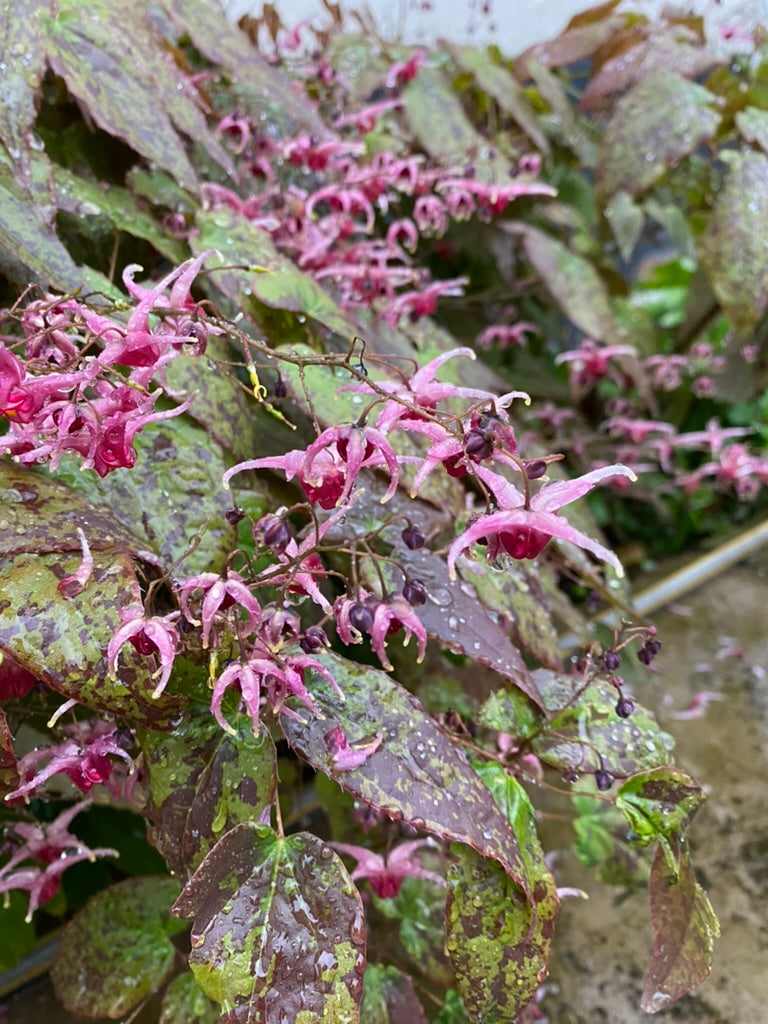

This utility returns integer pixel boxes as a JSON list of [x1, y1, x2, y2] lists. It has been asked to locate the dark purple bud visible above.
[[263, 517, 292, 551], [615, 696, 634, 718], [637, 642, 658, 665], [525, 459, 547, 480], [349, 602, 374, 633], [300, 625, 328, 654], [646, 638, 662, 657], [401, 525, 425, 550], [177, 616, 196, 634], [113, 725, 135, 750], [563, 768, 580, 783], [463, 428, 494, 461], [595, 769, 614, 791], [402, 578, 427, 606], [274, 377, 288, 398], [603, 650, 621, 672], [226, 507, 246, 525]]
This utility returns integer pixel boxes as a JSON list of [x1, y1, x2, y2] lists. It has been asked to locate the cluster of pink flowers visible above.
[[205, 52, 553, 328], [0, 253, 216, 475]]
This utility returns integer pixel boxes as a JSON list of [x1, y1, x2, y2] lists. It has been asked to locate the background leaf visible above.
[[50, 876, 183, 1019], [360, 964, 427, 1024], [172, 823, 366, 1024], [159, 972, 219, 1024]]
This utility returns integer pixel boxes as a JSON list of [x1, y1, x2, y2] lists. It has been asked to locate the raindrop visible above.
[[447, 616, 459, 631]]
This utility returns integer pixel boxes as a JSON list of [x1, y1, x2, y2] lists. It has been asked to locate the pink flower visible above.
[[107, 609, 180, 697], [57, 528, 93, 598], [0, 801, 116, 920], [476, 322, 537, 349], [224, 425, 400, 509], [448, 464, 637, 577], [332, 839, 445, 898], [6, 721, 134, 802], [323, 726, 382, 771], [334, 594, 427, 671], [177, 570, 261, 649]]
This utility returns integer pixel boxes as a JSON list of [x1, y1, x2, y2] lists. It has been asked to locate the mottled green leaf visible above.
[[55, 416, 236, 576], [479, 687, 543, 741], [159, 972, 219, 1024], [0, 707, 19, 799], [445, 762, 559, 1022], [434, 989, 472, 1023], [640, 844, 719, 1013], [605, 190, 645, 262], [0, 164, 86, 290], [0, 0, 47, 179], [161, 0, 327, 137], [193, 210, 358, 340], [172, 823, 366, 1024], [524, 60, 596, 166], [360, 964, 426, 1024], [699, 151, 768, 332], [279, 651, 533, 890], [141, 711, 277, 876], [42, 0, 197, 191], [0, 547, 176, 725], [403, 69, 486, 165], [598, 72, 720, 197], [52, 165, 186, 264], [445, 45, 550, 155], [616, 767, 704, 846], [0, 461, 151, 561], [530, 671, 674, 779], [735, 105, 768, 153], [51, 877, 184, 1019], [514, 225, 618, 342]]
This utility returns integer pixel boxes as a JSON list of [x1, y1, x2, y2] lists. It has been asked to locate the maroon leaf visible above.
[[279, 651, 533, 893], [141, 712, 277, 877], [641, 843, 719, 1013], [0, 708, 19, 798], [171, 823, 366, 1023]]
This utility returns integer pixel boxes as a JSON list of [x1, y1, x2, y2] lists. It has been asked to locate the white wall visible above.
[[219, 0, 767, 55]]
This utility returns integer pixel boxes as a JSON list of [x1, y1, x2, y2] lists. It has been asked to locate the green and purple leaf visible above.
[[616, 766, 705, 846], [159, 973, 220, 1024], [640, 843, 719, 1013], [171, 823, 366, 1023], [445, 762, 559, 1022], [141, 712, 277, 877], [279, 651, 533, 890], [51, 876, 184, 1019]]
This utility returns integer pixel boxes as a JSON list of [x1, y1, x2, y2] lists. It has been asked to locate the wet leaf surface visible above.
[[360, 963, 426, 1023], [403, 69, 486, 165], [445, 762, 559, 1022], [735, 106, 768, 153], [54, 416, 236, 576], [0, 0, 48, 181], [513, 225, 618, 342], [372, 877, 452, 987], [0, 708, 19, 798], [43, 0, 197, 191], [0, 547, 177, 725], [159, 972, 220, 1024], [172, 823, 366, 1024], [51, 876, 184, 1019], [616, 766, 704, 845], [0, 461, 153, 562], [529, 670, 674, 779], [699, 151, 768, 332], [141, 712, 277, 877], [279, 651, 532, 888], [194, 210, 358, 340], [640, 843, 719, 1013], [598, 72, 720, 197]]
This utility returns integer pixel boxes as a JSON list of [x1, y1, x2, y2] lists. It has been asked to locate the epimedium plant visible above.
[[0, 0, 748, 1019]]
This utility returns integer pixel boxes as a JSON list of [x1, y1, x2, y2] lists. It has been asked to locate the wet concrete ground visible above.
[[541, 557, 768, 1023]]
